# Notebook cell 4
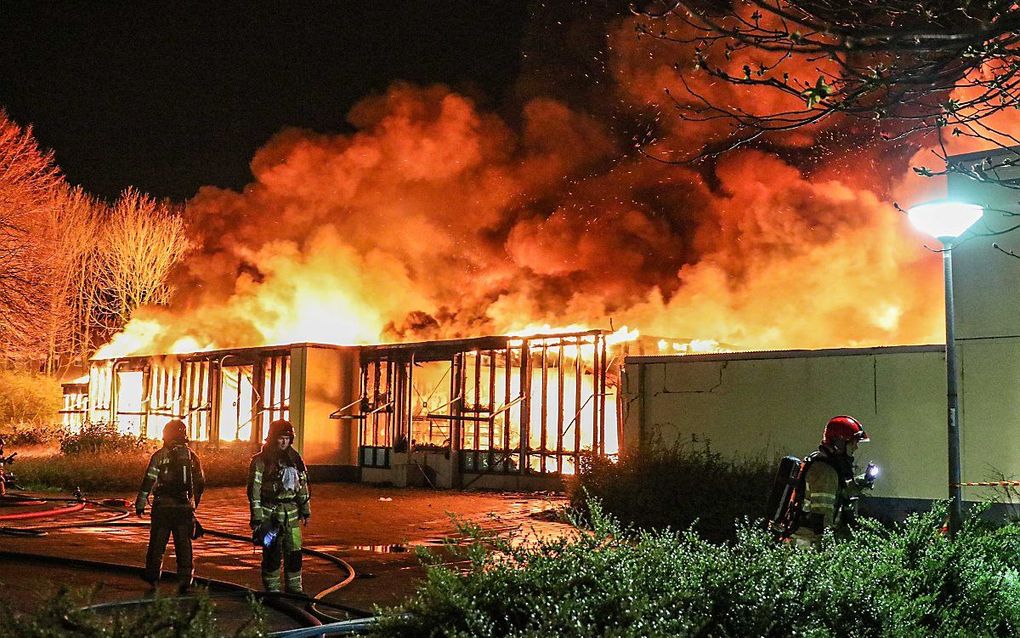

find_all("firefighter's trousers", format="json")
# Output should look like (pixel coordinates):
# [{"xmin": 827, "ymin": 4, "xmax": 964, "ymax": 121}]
[
  {"xmin": 144, "ymin": 506, "xmax": 195, "ymax": 587},
  {"xmin": 260, "ymin": 502, "xmax": 303, "ymax": 593}
]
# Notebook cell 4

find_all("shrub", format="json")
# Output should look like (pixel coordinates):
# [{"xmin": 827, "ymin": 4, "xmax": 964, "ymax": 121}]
[
  {"xmin": 59, "ymin": 421, "xmax": 150, "ymax": 455},
  {"xmin": 196, "ymin": 442, "xmax": 258, "ymax": 487},
  {"xmin": 372, "ymin": 502, "xmax": 1020, "ymax": 637},
  {"xmin": 0, "ymin": 420, "xmax": 62, "ymax": 446},
  {"xmin": 15, "ymin": 442, "xmax": 255, "ymax": 492},
  {"xmin": 0, "ymin": 587, "xmax": 264, "ymax": 637},
  {"xmin": 0, "ymin": 370, "xmax": 61, "ymax": 426},
  {"xmin": 15, "ymin": 450, "xmax": 151, "ymax": 492},
  {"xmin": 568, "ymin": 443, "xmax": 773, "ymax": 541},
  {"xmin": 0, "ymin": 370, "xmax": 62, "ymax": 445}
]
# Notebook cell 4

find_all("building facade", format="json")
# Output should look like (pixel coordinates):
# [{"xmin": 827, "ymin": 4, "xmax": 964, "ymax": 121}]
[
  {"xmin": 621, "ymin": 148, "xmax": 1020, "ymax": 515},
  {"xmin": 63, "ymin": 331, "xmax": 620, "ymax": 488}
]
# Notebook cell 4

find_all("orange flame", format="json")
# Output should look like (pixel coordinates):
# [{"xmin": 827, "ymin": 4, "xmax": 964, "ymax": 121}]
[{"xmin": 93, "ymin": 25, "xmax": 955, "ymax": 360}]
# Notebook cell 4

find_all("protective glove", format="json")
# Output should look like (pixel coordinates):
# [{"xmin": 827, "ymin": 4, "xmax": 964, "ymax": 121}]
[{"xmin": 249, "ymin": 516, "xmax": 263, "ymax": 530}]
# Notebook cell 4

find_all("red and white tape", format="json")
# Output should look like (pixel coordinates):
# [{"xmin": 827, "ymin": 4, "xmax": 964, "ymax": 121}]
[{"xmin": 952, "ymin": 480, "xmax": 1020, "ymax": 487}]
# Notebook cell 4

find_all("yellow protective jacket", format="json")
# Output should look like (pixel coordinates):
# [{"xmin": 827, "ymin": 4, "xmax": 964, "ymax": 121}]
[
  {"xmin": 246, "ymin": 446, "xmax": 310, "ymax": 525},
  {"xmin": 792, "ymin": 450, "xmax": 864, "ymax": 544}
]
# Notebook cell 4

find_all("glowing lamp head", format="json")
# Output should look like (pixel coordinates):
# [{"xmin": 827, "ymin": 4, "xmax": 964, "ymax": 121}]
[{"xmin": 907, "ymin": 201, "xmax": 984, "ymax": 242}]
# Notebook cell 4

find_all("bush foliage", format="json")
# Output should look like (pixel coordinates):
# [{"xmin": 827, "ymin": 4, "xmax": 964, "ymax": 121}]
[
  {"xmin": 14, "ymin": 442, "xmax": 254, "ymax": 492},
  {"xmin": 59, "ymin": 421, "xmax": 149, "ymax": 455},
  {"xmin": 568, "ymin": 443, "xmax": 773, "ymax": 541},
  {"xmin": 0, "ymin": 370, "xmax": 62, "ymax": 443},
  {"xmin": 0, "ymin": 588, "xmax": 264, "ymax": 637},
  {"xmin": 0, "ymin": 420, "xmax": 62, "ymax": 446},
  {"xmin": 374, "ymin": 502, "xmax": 1020, "ymax": 637}
]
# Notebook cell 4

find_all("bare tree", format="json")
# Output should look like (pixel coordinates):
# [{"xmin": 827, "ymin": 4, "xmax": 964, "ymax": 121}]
[
  {"xmin": 0, "ymin": 112, "xmax": 63, "ymax": 362},
  {"xmin": 631, "ymin": 0, "xmax": 1020, "ymax": 181},
  {"xmin": 94, "ymin": 188, "xmax": 190, "ymax": 328},
  {"xmin": 39, "ymin": 186, "xmax": 106, "ymax": 372}
]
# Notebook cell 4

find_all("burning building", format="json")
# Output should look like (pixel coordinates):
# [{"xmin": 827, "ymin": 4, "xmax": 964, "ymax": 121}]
[
  {"xmin": 50, "ymin": 45, "xmax": 979, "ymax": 494},
  {"xmin": 622, "ymin": 149, "xmax": 1020, "ymax": 518},
  {"xmin": 63, "ymin": 329, "xmax": 628, "ymax": 489}
]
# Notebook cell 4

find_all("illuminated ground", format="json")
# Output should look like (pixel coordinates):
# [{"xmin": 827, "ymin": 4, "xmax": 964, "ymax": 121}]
[{"xmin": 0, "ymin": 484, "xmax": 570, "ymax": 620}]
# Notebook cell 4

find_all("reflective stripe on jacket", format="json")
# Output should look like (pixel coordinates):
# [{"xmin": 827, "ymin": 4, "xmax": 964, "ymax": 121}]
[
  {"xmin": 247, "ymin": 448, "xmax": 310, "ymax": 524},
  {"xmin": 135, "ymin": 443, "xmax": 205, "ymax": 511}
]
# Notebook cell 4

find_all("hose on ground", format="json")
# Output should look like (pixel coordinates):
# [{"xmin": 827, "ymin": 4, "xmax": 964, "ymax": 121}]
[
  {"xmin": 0, "ymin": 501, "xmax": 85, "ymax": 521},
  {"xmin": 0, "ymin": 548, "xmax": 324, "ymax": 634},
  {"xmin": 0, "ymin": 491, "xmax": 372, "ymax": 624}
]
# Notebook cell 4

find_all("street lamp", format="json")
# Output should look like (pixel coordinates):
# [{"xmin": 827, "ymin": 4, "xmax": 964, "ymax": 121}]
[{"xmin": 907, "ymin": 200, "xmax": 984, "ymax": 536}]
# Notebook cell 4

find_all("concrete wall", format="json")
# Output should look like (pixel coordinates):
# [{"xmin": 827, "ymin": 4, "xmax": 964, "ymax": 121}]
[
  {"xmin": 621, "ymin": 149, "xmax": 1020, "ymax": 507},
  {"xmin": 623, "ymin": 347, "xmax": 950, "ymax": 501},
  {"xmin": 949, "ymin": 152, "xmax": 1020, "ymax": 342},
  {"xmin": 949, "ymin": 150, "xmax": 1020, "ymax": 501},
  {"xmin": 361, "ymin": 451, "xmax": 455, "ymax": 488},
  {"xmin": 289, "ymin": 345, "xmax": 361, "ymax": 468}
]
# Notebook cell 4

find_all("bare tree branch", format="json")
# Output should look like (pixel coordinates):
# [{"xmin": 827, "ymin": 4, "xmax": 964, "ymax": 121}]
[{"xmin": 631, "ymin": 0, "xmax": 1020, "ymax": 182}]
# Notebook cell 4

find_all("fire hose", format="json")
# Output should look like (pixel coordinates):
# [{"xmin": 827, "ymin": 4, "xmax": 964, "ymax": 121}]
[
  {"xmin": 0, "ymin": 492, "xmax": 374, "ymax": 632},
  {"xmin": 109, "ymin": 520, "xmax": 364, "ymax": 622},
  {"xmin": 0, "ymin": 548, "xmax": 324, "ymax": 634},
  {"xmin": 0, "ymin": 501, "xmax": 85, "ymax": 520}
]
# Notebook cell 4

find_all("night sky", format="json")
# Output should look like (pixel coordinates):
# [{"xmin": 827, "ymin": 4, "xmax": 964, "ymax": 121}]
[{"xmin": 0, "ymin": 2, "xmax": 535, "ymax": 201}]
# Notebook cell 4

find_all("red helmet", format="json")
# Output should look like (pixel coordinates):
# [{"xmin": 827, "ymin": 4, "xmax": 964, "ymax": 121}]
[
  {"xmin": 162, "ymin": 419, "xmax": 188, "ymax": 443},
  {"xmin": 822, "ymin": 415, "xmax": 869, "ymax": 447},
  {"xmin": 266, "ymin": 419, "xmax": 295, "ymax": 443}
]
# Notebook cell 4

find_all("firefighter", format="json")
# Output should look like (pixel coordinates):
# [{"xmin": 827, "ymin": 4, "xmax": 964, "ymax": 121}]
[
  {"xmin": 135, "ymin": 419, "xmax": 206, "ymax": 592},
  {"xmin": 248, "ymin": 419, "xmax": 311, "ymax": 594},
  {"xmin": 790, "ymin": 415, "xmax": 876, "ymax": 546}
]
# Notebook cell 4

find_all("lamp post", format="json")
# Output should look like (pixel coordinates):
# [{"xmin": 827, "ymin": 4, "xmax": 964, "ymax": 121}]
[{"xmin": 907, "ymin": 201, "xmax": 984, "ymax": 537}]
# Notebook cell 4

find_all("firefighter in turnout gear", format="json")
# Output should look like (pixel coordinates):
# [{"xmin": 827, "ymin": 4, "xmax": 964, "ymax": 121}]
[
  {"xmin": 248, "ymin": 419, "xmax": 311, "ymax": 594},
  {"xmin": 790, "ymin": 415, "xmax": 876, "ymax": 546},
  {"xmin": 135, "ymin": 419, "xmax": 205, "ymax": 591}
]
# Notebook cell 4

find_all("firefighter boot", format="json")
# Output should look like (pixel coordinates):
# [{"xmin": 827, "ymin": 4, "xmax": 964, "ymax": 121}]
[
  {"xmin": 261, "ymin": 569, "xmax": 282, "ymax": 593},
  {"xmin": 284, "ymin": 550, "xmax": 303, "ymax": 595}
]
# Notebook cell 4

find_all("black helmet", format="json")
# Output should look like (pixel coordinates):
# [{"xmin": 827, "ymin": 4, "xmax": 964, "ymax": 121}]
[
  {"xmin": 162, "ymin": 419, "xmax": 188, "ymax": 443},
  {"xmin": 266, "ymin": 419, "xmax": 294, "ymax": 443}
]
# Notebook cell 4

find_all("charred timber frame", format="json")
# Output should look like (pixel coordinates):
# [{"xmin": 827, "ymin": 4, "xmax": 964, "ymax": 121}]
[
  {"xmin": 78, "ymin": 332, "xmax": 619, "ymax": 477},
  {"xmin": 357, "ymin": 330, "xmax": 616, "ymax": 477},
  {"xmin": 86, "ymin": 343, "xmax": 295, "ymax": 444}
]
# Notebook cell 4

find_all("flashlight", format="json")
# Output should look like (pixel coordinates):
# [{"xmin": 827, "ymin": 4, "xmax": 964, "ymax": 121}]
[{"xmin": 865, "ymin": 462, "xmax": 880, "ymax": 483}]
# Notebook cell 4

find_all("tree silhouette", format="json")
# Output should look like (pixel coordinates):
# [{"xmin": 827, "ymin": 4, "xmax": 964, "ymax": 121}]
[{"xmin": 631, "ymin": 0, "xmax": 1020, "ymax": 184}]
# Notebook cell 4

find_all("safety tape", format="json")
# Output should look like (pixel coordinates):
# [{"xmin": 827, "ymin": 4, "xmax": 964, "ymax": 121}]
[{"xmin": 952, "ymin": 480, "xmax": 1020, "ymax": 487}]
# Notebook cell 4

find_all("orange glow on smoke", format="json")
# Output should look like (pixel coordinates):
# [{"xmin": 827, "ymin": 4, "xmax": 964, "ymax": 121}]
[{"xmin": 94, "ymin": 26, "xmax": 950, "ymax": 362}]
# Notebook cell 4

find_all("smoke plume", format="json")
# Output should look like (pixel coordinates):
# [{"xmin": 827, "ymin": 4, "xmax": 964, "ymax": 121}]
[{"xmin": 99, "ymin": 10, "xmax": 951, "ymax": 358}]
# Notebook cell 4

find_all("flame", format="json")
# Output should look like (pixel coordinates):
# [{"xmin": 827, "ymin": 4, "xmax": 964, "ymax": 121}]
[
  {"xmin": 410, "ymin": 349, "xmax": 619, "ymax": 469},
  {"xmin": 92, "ymin": 15, "xmax": 954, "ymax": 362},
  {"xmin": 506, "ymin": 324, "xmax": 640, "ymax": 362},
  {"xmin": 508, "ymin": 323, "xmax": 640, "ymax": 349},
  {"xmin": 657, "ymin": 338, "xmax": 730, "ymax": 355},
  {"xmin": 113, "ymin": 369, "xmax": 144, "ymax": 437}
]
